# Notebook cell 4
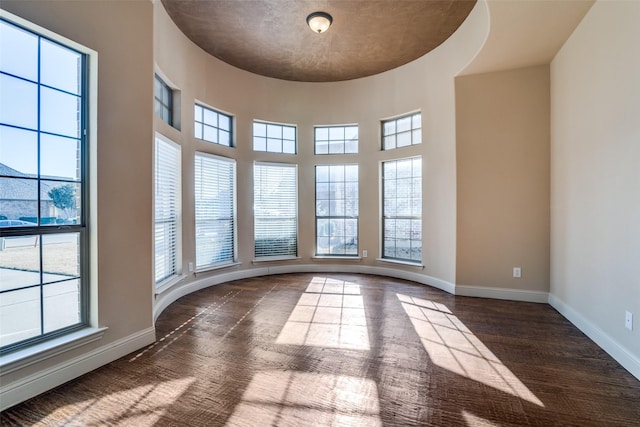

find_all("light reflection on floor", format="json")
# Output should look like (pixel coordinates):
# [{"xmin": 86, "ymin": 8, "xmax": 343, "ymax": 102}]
[
  {"xmin": 397, "ymin": 294, "xmax": 544, "ymax": 407},
  {"xmin": 37, "ymin": 377, "xmax": 195, "ymax": 427},
  {"xmin": 225, "ymin": 371, "xmax": 382, "ymax": 427},
  {"xmin": 276, "ymin": 277, "xmax": 370, "ymax": 350}
]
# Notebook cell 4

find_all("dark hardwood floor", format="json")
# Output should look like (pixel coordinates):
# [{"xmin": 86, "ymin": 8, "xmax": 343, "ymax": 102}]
[{"xmin": 2, "ymin": 273, "xmax": 639, "ymax": 426}]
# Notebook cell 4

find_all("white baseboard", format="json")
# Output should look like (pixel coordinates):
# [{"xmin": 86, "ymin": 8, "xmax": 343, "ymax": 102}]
[
  {"xmin": 455, "ymin": 284, "xmax": 549, "ymax": 303},
  {"xmin": 549, "ymin": 294, "xmax": 640, "ymax": 381},
  {"xmin": 0, "ymin": 327, "xmax": 156, "ymax": 411}
]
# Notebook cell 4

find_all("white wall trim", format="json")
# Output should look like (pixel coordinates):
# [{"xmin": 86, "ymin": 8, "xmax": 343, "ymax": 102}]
[
  {"xmin": 549, "ymin": 294, "xmax": 640, "ymax": 381},
  {"xmin": 153, "ymin": 264, "xmax": 457, "ymax": 323},
  {"xmin": 456, "ymin": 285, "xmax": 549, "ymax": 303},
  {"xmin": 0, "ymin": 326, "xmax": 156, "ymax": 411}
]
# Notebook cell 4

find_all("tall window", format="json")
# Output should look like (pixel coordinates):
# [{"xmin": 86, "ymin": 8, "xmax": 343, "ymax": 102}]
[
  {"xmin": 194, "ymin": 104, "xmax": 232, "ymax": 147},
  {"xmin": 254, "ymin": 163, "xmax": 297, "ymax": 259},
  {"xmin": 382, "ymin": 157, "xmax": 422, "ymax": 263},
  {"xmin": 0, "ymin": 17, "xmax": 90, "ymax": 352},
  {"xmin": 316, "ymin": 165, "xmax": 358, "ymax": 256},
  {"xmin": 154, "ymin": 74, "xmax": 173, "ymax": 126},
  {"xmin": 382, "ymin": 112, "xmax": 422, "ymax": 150},
  {"xmin": 154, "ymin": 135, "xmax": 181, "ymax": 285},
  {"xmin": 195, "ymin": 153, "xmax": 236, "ymax": 270},
  {"xmin": 315, "ymin": 125, "xmax": 358, "ymax": 154},
  {"xmin": 253, "ymin": 121, "xmax": 296, "ymax": 154}
]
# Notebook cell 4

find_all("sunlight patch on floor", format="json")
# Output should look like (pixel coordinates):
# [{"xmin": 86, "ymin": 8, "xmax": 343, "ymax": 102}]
[
  {"xmin": 462, "ymin": 410, "xmax": 500, "ymax": 426},
  {"xmin": 276, "ymin": 277, "xmax": 369, "ymax": 350},
  {"xmin": 226, "ymin": 371, "xmax": 381, "ymax": 427},
  {"xmin": 397, "ymin": 294, "xmax": 544, "ymax": 407},
  {"xmin": 34, "ymin": 377, "xmax": 196, "ymax": 427}
]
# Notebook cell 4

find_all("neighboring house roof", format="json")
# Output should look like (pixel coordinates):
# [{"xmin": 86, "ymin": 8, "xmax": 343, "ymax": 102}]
[{"xmin": 0, "ymin": 163, "xmax": 54, "ymax": 201}]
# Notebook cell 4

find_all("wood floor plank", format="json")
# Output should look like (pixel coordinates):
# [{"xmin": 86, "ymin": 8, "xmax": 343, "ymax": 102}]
[{"xmin": 2, "ymin": 273, "xmax": 639, "ymax": 426}]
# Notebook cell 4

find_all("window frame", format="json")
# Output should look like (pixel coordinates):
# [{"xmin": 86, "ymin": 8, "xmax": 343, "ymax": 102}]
[
  {"xmin": 154, "ymin": 133, "xmax": 182, "ymax": 287},
  {"xmin": 194, "ymin": 103, "xmax": 234, "ymax": 147},
  {"xmin": 381, "ymin": 112, "xmax": 422, "ymax": 150},
  {"xmin": 314, "ymin": 124, "xmax": 359, "ymax": 155},
  {"xmin": 0, "ymin": 13, "xmax": 94, "ymax": 354},
  {"xmin": 381, "ymin": 156, "xmax": 422, "ymax": 264},
  {"xmin": 154, "ymin": 74, "xmax": 173, "ymax": 126},
  {"xmin": 194, "ymin": 152, "xmax": 237, "ymax": 271},
  {"xmin": 253, "ymin": 162, "xmax": 298, "ymax": 260},
  {"xmin": 252, "ymin": 120, "xmax": 297, "ymax": 154},
  {"xmin": 315, "ymin": 164, "xmax": 359, "ymax": 257}
]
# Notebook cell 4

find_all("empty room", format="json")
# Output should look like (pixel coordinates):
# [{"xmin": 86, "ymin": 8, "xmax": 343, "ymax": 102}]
[{"xmin": 0, "ymin": 0, "xmax": 639, "ymax": 425}]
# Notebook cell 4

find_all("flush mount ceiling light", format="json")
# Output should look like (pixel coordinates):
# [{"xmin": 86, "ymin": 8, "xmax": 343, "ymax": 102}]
[{"xmin": 306, "ymin": 11, "xmax": 333, "ymax": 34}]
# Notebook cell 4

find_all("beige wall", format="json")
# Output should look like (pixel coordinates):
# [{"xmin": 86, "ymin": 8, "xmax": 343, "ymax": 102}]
[
  {"xmin": 456, "ymin": 66, "xmax": 550, "ymax": 292},
  {"xmin": 0, "ymin": 0, "xmax": 155, "ymax": 382},
  {"xmin": 551, "ymin": 0, "xmax": 640, "ymax": 367},
  {"xmin": 152, "ymin": 0, "xmax": 489, "ymax": 296}
]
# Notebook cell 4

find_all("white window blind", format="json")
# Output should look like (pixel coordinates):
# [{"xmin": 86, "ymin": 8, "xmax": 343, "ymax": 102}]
[
  {"xmin": 382, "ymin": 156, "xmax": 422, "ymax": 263},
  {"xmin": 254, "ymin": 162, "xmax": 298, "ymax": 258},
  {"xmin": 195, "ymin": 153, "xmax": 236, "ymax": 270},
  {"xmin": 154, "ymin": 135, "xmax": 181, "ymax": 284}
]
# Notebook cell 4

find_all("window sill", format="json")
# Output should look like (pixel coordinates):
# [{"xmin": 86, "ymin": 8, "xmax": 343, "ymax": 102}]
[
  {"xmin": 195, "ymin": 262, "xmax": 241, "ymax": 275},
  {"xmin": 312, "ymin": 256, "xmax": 362, "ymax": 261},
  {"xmin": 376, "ymin": 258, "xmax": 424, "ymax": 268},
  {"xmin": 252, "ymin": 256, "xmax": 301, "ymax": 263},
  {"xmin": 155, "ymin": 274, "xmax": 187, "ymax": 295},
  {"xmin": 0, "ymin": 327, "xmax": 108, "ymax": 375}
]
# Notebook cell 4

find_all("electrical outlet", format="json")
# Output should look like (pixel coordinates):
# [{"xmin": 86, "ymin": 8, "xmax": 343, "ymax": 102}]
[
  {"xmin": 513, "ymin": 267, "xmax": 521, "ymax": 278},
  {"xmin": 362, "ymin": 250, "xmax": 368, "ymax": 258},
  {"xmin": 625, "ymin": 311, "xmax": 633, "ymax": 331},
  {"xmin": 188, "ymin": 262, "xmax": 194, "ymax": 273}
]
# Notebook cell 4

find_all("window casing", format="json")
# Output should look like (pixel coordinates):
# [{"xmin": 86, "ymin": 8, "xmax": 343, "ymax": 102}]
[
  {"xmin": 382, "ymin": 157, "xmax": 422, "ymax": 263},
  {"xmin": 382, "ymin": 112, "xmax": 422, "ymax": 150},
  {"xmin": 194, "ymin": 104, "xmax": 233, "ymax": 147},
  {"xmin": 315, "ymin": 125, "xmax": 358, "ymax": 154},
  {"xmin": 195, "ymin": 153, "xmax": 236, "ymax": 270},
  {"xmin": 0, "ymin": 16, "xmax": 90, "ymax": 353},
  {"xmin": 154, "ymin": 134, "xmax": 181, "ymax": 285},
  {"xmin": 253, "ymin": 121, "xmax": 296, "ymax": 154},
  {"xmin": 315, "ymin": 165, "xmax": 358, "ymax": 256},
  {"xmin": 253, "ymin": 163, "xmax": 298, "ymax": 259},
  {"xmin": 154, "ymin": 74, "xmax": 173, "ymax": 126}
]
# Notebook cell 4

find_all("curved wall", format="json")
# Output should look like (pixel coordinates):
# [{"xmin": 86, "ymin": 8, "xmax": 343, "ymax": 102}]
[{"xmin": 152, "ymin": 0, "xmax": 490, "ymax": 316}]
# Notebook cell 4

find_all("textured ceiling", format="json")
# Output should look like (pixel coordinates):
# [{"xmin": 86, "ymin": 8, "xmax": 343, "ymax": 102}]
[{"xmin": 161, "ymin": 0, "xmax": 477, "ymax": 82}]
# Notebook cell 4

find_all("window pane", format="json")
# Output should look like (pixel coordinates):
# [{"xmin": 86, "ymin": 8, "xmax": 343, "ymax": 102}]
[
  {"xmin": 315, "ymin": 125, "xmax": 358, "ymax": 155},
  {"xmin": 194, "ymin": 104, "xmax": 203, "ymax": 122},
  {"xmin": 255, "ymin": 122, "xmax": 296, "ymax": 154},
  {"xmin": 42, "ymin": 232, "xmax": 80, "ymax": 281},
  {"xmin": 41, "ymin": 39, "xmax": 82, "ymax": 95},
  {"xmin": 0, "ymin": 177, "xmax": 38, "ymax": 222},
  {"xmin": 382, "ymin": 157, "xmax": 421, "ymax": 263},
  {"xmin": 0, "ymin": 21, "xmax": 38, "ymax": 81},
  {"xmin": 0, "ymin": 125, "xmax": 38, "ymax": 176},
  {"xmin": 40, "ymin": 134, "xmax": 81, "ymax": 181},
  {"xmin": 219, "ymin": 114, "xmax": 230, "ymax": 131},
  {"xmin": 41, "ymin": 181, "xmax": 81, "ymax": 225},
  {"xmin": 315, "ymin": 164, "xmax": 358, "ymax": 256},
  {"xmin": 0, "ymin": 74, "xmax": 38, "ymax": 129},
  {"xmin": 0, "ymin": 287, "xmax": 41, "ymax": 347},
  {"xmin": 382, "ymin": 113, "xmax": 422, "ymax": 150},
  {"xmin": 0, "ymin": 236, "xmax": 40, "ymax": 288},
  {"xmin": 195, "ymin": 153, "xmax": 236, "ymax": 270},
  {"xmin": 254, "ymin": 163, "xmax": 297, "ymax": 258},
  {"xmin": 155, "ymin": 136, "xmax": 180, "ymax": 284},
  {"xmin": 43, "ymin": 279, "xmax": 80, "ymax": 333},
  {"xmin": 40, "ymin": 87, "xmax": 80, "ymax": 138}
]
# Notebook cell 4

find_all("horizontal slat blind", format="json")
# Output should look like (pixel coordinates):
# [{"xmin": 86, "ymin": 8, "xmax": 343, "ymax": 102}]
[
  {"xmin": 195, "ymin": 153, "xmax": 236, "ymax": 269},
  {"xmin": 155, "ymin": 135, "xmax": 180, "ymax": 284},
  {"xmin": 254, "ymin": 162, "xmax": 298, "ymax": 258}
]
